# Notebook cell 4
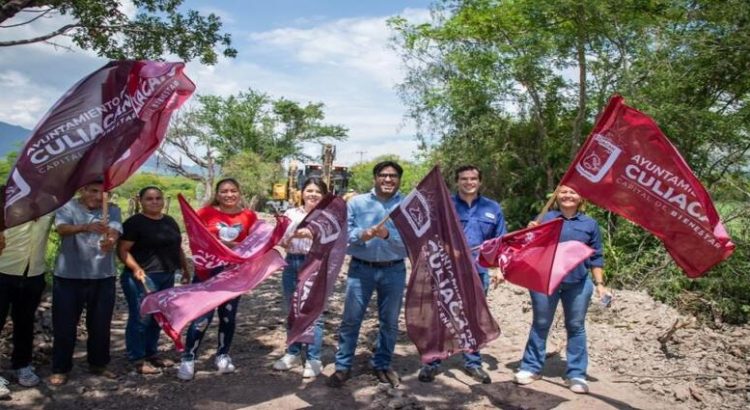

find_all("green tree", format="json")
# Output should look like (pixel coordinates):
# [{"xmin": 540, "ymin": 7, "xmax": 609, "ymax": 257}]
[
  {"xmin": 0, "ymin": 151, "xmax": 18, "ymax": 182},
  {"xmin": 197, "ymin": 90, "xmax": 348, "ymax": 164},
  {"xmin": 391, "ymin": 0, "xmax": 750, "ymax": 322},
  {"xmin": 348, "ymin": 155, "xmax": 430, "ymax": 194},
  {"xmin": 221, "ymin": 151, "xmax": 282, "ymax": 209},
  {"xmin": 159, "ymin": 89, "xmax": 347, "ymax": 202},
  {"xmin": 0, "ymin": 0, "xmax": 236, "ymax": 64}
]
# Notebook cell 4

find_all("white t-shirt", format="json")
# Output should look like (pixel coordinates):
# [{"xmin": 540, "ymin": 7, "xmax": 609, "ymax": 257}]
[{"xmin": 281, "ymin": 207, "xmax": 312, "ymax": 255}]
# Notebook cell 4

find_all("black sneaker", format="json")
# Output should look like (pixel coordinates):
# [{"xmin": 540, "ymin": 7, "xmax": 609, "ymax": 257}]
[
  {"xmin": 464, "ymin": 367, "xmax": 491, "ymax": 384},
  {"xmin": 418, "ymin": 365, "xmax": 441, "ymax": 383},
  {"xmin": 374, "ymin": 368, "xmax": 400, "ymax": 388},
  {"xmin": 327, "ymin": 370, "xmax": 351, "ymax": 388}
]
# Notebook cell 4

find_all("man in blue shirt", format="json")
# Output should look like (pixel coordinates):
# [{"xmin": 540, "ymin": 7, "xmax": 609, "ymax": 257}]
[
  {"xmin": 327, "ymin": 161, "xmax": 407, "ymax": 388},
  {"xmin": 419, "ymin": 164, "xmax": 506, "ymax": 384}
]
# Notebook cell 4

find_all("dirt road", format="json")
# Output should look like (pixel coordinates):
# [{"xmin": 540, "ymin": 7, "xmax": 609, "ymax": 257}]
[{"xmin": 1, "ymin": 256, "xmax": 747, "ymax": 409}]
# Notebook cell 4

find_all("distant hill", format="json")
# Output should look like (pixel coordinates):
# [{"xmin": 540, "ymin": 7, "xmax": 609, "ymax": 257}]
[{"xmin": 0, "ymin": 121, "xmax": 30, "ymax": 156}]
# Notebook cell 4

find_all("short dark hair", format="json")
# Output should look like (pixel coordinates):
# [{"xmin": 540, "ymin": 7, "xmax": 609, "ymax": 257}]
[
  {"xmin": 372, "ymin": 161, "xmax": 403, "ymax": 178},
  {"xmin": 300, "ymin": 177, "xmax": 329, "ymax": 205},
  {"xmin": 138, "ymin": 186, "xmax": 163, "ymax": 198},
  {"xmin": 455, "ymin": 165, "xmax": 482, "ymax": 182}
]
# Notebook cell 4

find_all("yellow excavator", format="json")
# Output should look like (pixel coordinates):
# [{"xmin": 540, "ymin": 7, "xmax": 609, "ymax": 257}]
[{"xmin": 269, "ymin": 144, "xmax": 350, "ymax": 211}]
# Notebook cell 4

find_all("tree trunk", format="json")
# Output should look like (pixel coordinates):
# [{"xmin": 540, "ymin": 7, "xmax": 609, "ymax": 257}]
[{"xmin": 571, "ymin": 6, "xmax": 588, "ymax": 159}]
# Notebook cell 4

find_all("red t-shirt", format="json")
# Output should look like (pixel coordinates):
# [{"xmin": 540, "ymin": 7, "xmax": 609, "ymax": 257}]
[{"xmin": 196, "ymin": 206, "xmax": 258, "ymax": 244}]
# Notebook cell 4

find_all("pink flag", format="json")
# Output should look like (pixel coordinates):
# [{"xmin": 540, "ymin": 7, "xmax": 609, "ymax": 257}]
[
  {"xmin": 178, "ymin": 194, "xmax": 290, "ymax": 279},
  {"xmin": 3, "ymin": 61, "xmax": 194, "ymax": 229},
  {"xmin": 141, "ymin": 250, "xmax": 287, "ymax": 350},
  {"xmin": 286, "ymin": 196, "xmax": 347, "ymax": 345},
  {"xmin": 390, "ymin": 166, "xmax": 500, "ymax": 363},
  {"xmin": 105, "ymin": 62, "xmax": 195, "ymax": 190},
  {"xmin": 478, "ymin": 219, "xmax": 595, "ymax": 295},
  {"xmin": 560, "ymin": 95, "xmax": 734, "ymax": 277}
]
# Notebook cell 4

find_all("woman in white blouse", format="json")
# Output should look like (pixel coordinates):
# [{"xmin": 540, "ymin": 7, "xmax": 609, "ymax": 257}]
[{"xmin": 273, "ymin": 178, "xmax": 328, "ymax": 378}]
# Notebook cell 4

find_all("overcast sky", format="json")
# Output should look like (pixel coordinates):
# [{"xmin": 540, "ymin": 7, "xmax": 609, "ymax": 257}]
[{"xmin": 0, "ymin": 1, "xmax": 433, "ymax": 165}]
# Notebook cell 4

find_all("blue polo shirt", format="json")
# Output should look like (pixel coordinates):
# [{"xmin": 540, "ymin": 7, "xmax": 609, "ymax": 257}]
[
  {"xmin": 541, "ymin": 210, "xmax": 604, "ymax": 283},
  {"xmin": 347, "ymin": 189, "xmax": 406, "ymax": 262},
  {"xmin": 452, "ymin": 194, "xmax": 506, "ymax": 274}
]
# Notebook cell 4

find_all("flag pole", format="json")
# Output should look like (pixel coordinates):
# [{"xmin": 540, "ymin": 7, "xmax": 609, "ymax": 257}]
[
  {"xmin": 375, "ymin": 214, "xmax": 390, "ymax": 229},
  {"xmin": 101, "ymin": 191, "xmax": 109, "ymax": 225},
  {"xmin": 535, "ymin": 186, "xmax": 560, "ymax": 223}
]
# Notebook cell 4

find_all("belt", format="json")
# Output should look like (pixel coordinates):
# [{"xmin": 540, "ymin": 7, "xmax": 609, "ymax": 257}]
[{"xmin": 351, "ymin": 257, "xmax": 404, "ymax": 268}]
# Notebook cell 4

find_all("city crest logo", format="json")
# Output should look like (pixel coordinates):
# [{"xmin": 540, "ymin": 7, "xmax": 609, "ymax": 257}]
[
  {"xmin": 308, "ymin": 210, "xmax": 341, "ymax": 244},
  {"xmin": 575, "ymin": 134, "xmax": 622, "ymax": 183},
  {"xmin": 399, "ymin": 190, "xmax": 431, "ymax": 238}
]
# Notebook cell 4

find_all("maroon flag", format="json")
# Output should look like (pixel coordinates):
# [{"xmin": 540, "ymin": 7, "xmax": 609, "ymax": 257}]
[
  {"xmin": 560, "ymin": 95, "xmax": 734, "ymax": 277},
  {"xmin": 141, "ymin": 250, "xmax": 287, "ymax": 350},
  {"xmin": 390, "ymin": 166, "xmax": 500, "ymax": 363},
  {"xmin": 3, "ymin": 61, "xmax": 194, "ymax": 229},
  {"xmin": 478, "ymin": 219, "xmax": 595, "ymax": 295},
  {"xmin": 286, "ymin": 196, "xmax": 347, "ymax": 345},
  {"xmin": 178, "ymin": 194, "xmax": 290, "ymax": 279}
]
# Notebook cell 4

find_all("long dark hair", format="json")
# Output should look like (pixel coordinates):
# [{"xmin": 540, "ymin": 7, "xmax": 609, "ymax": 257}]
[{"xmin": 300, "ymin": 178, "xmax": 329, "ymax": 206}]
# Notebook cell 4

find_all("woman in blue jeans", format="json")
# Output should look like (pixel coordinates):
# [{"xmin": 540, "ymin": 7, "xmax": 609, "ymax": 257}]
[
  {"xmin": 513, "ymin": 185, "xmax": 611, "ymax": 394},
  {"xmin": 118, "ymin": 186, "xmax": 190, "ymax": 374},
  {"xmin": 273, "ymin": 178, "xmax": 328, "ymax": 378}
]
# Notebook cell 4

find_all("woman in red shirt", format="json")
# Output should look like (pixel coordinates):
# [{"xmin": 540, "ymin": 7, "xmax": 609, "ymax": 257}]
[{"xmin": 177, "ymin": 178, "xmax": 257, "ymax": 381}]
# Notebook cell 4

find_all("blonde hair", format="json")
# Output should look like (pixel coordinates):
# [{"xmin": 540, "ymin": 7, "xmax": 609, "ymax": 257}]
[{"xmin": 550, "ymin": 186, "xmax": 586, "ymax": 212}]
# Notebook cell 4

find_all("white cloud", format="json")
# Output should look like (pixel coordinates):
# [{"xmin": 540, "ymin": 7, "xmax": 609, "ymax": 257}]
[
  {"xmin": 248, "ymin": 9, "xmax": 430, "ymax": 89},
  {"xmin": 0, "ymin": 6, "xmax": 430, "ymax": 165}
]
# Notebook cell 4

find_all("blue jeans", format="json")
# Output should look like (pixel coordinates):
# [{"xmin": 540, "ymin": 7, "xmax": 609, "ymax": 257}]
[
  {"xmin": 121, "ymin": 269, "xmax": 175, "ymax": 362},
  {"xmin": 282, "ymin": 254, "xmax": 324, "ymax": 361},
  {"xmin": 334, "ymin": 259, "xmax": 406, "ymax": 371},
  {"xmin": 426, "ymin": 270, "xmax": 489, "ymax": 370},
  {"xmin": 519, "ymin": 278, "xmax": 594, "ymax": 379},
  {"xmin": 182, "ymin": 268, "xmax": 240, "ymax": 361}
]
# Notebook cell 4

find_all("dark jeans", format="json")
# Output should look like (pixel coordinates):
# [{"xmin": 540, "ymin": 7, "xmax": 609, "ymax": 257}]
[
  {"xmin": 121, "ymin": 270, "xmax": 175, "ymax": 362},
  {"xmin": 52, "ymin": 276, "xmax": 116, "ymax": 374},
  {"xmin": 182, "ymin": 269, "xmax": 240, "ymax": 361},
  {"xmin": 0, "ymin": 272, "xmax": 46, "ymax": 369}
]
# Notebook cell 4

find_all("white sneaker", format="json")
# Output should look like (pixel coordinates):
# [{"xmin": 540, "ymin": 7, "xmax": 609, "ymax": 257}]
[
  {"xmin": 273, "ymin": 353, "xmax": 302, "ymax": 371},
  {"xmin": 513, "ymin": 370, "xmax": 541, "ymax": 385},
  {"xmin": 302, "ymin": 359, "xmax": 322, "ymax": 378},
  {"xmin": 177, "ymin": 359, "xmax": 195, "ymax": 381},
  {"xmin": 215, "ymin": 354, "xmax": 236, "ymax": 374},
  {"xmin": 0, "ymin": 376, "xmax": 10, "ymax": 398},
  {"xmin": 16, "ymin": 366, "xmax": 40, "ymax": 387},
  {"xmin": 568, "ymin": 377, "xmax": 589, "ymax": 394}
]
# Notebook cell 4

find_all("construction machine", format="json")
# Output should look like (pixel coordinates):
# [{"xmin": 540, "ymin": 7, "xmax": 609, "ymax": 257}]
[{"xmin": 268, "ymin": 144, "xmax": 350, "ymax": 212}]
